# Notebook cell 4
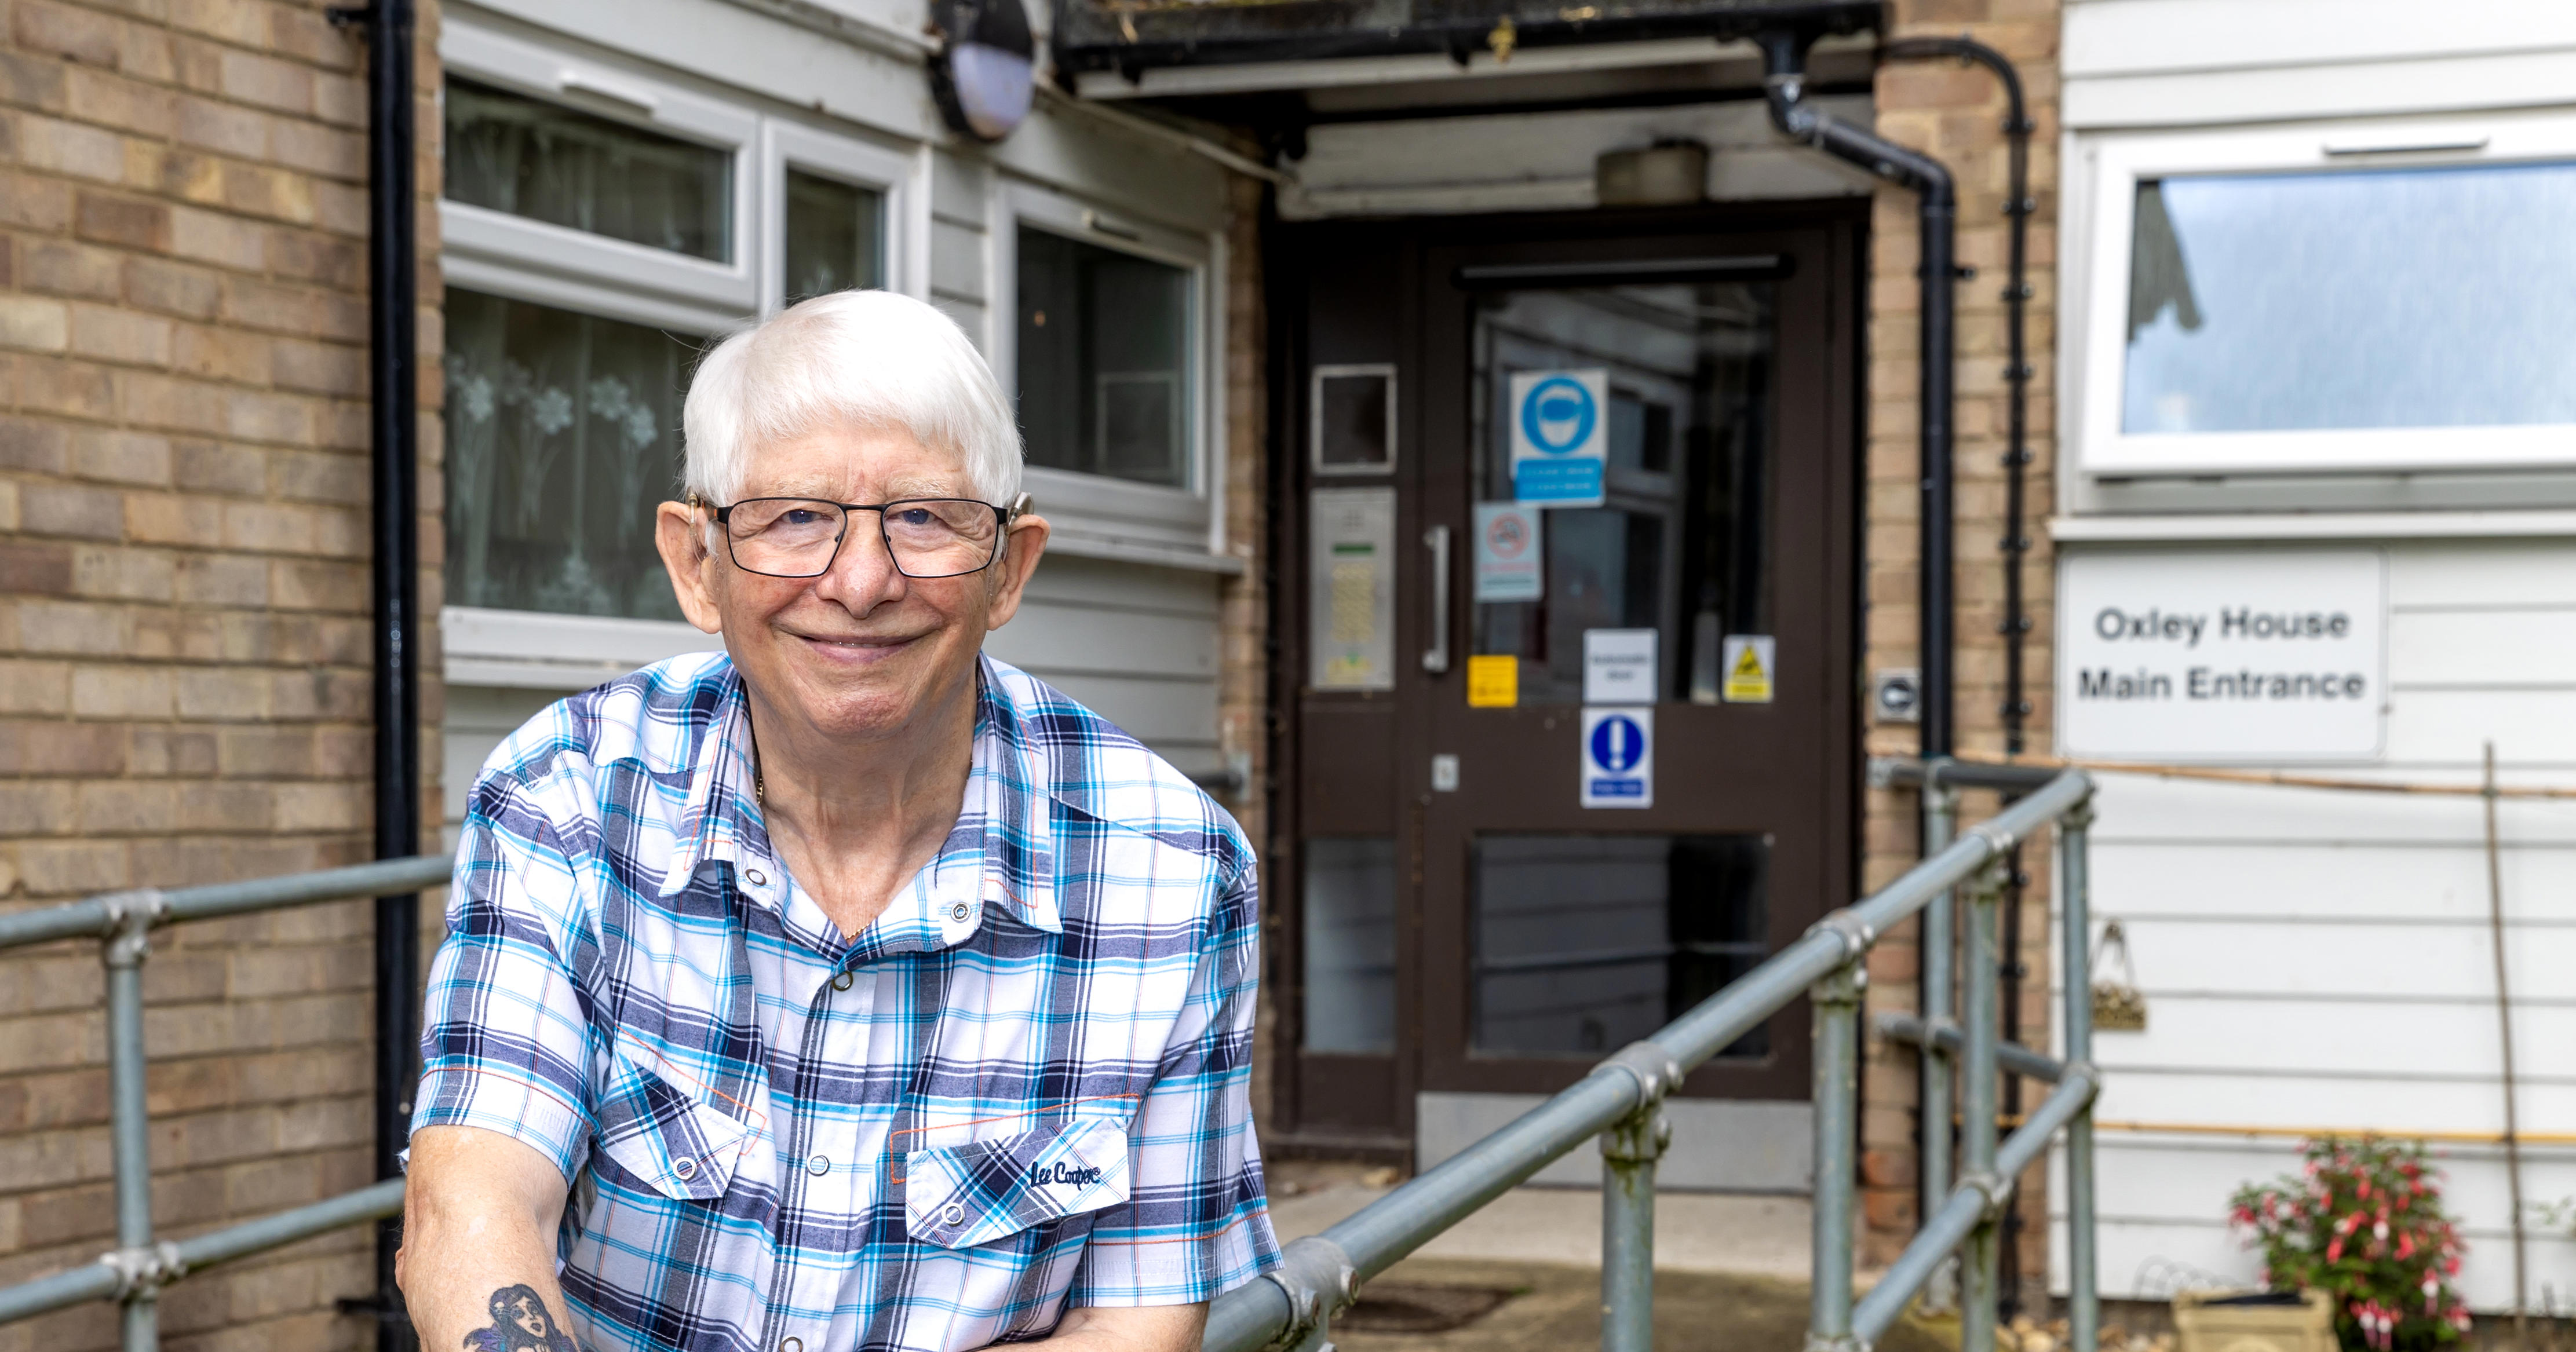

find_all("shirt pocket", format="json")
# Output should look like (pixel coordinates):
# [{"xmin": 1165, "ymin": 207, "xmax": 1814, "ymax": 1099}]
[
  {"xmin": 903, "ymin": 1116, "xmax": 1130, "ymax": 1250},
  {"xmin": 592, "ymin": 1044, "xmax": 758, "ymax": 1203}
]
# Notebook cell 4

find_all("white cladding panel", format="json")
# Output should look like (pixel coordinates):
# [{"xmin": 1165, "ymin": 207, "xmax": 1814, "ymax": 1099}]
[{"xmin": 2053, "ymin": 541, "xmax": 2576, "ymax": 1309}]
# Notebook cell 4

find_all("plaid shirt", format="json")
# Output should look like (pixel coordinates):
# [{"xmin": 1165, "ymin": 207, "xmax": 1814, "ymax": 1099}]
[{"xmin": 413, "ymin": 652, "xmax": 1277, "ymax": 1352}]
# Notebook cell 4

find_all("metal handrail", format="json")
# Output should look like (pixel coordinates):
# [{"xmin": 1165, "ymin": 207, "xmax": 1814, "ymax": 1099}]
[
  {"xmin": 0, "ymin": 763, "xmax": 2103, "ymax": 1352},
  {"xmin": 0, "ymin": 854, "xmax": 451, "ymax": 1346},
  {"xmin": 1209, "ymin": 763, "xmax": 2101, "ymax": 1352}
]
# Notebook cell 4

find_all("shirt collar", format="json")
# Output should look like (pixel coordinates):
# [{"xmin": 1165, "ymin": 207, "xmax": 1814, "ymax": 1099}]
[{"xmin": 654, "ymin": 656, "xmax": 1062, "ymax": 936}]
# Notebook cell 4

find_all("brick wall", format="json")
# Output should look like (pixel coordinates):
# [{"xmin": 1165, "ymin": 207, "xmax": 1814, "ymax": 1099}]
[
  {"xmin": 0, "ymin": 0, "xmax": 441, "ymax": 1347},
  {"xmin": 1854, "ymin": 0, "xmax": 2064, "ymax": 1300},
  {"xmin": 1214, "ymin": 170, "xmax": 1272, "ymax": 1127}
]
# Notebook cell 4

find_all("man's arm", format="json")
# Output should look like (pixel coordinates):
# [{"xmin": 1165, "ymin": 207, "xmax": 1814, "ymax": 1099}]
[
  {"xmin": 399, "ymin": 1126, "xmax": 584, "ymax": 1352},
  {"xmin": 1021, "ymin": 1302, "xmax": 1207, "ymax": 1352}
]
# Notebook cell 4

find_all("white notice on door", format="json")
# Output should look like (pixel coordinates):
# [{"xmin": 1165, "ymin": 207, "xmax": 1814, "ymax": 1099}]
[
  {"xmin": 2057, "ymin": 549, "xmax": 2385, "ymax": 761},
  {"xmin": 1583, "ymin": 629, "xmax": 1657, "ymax": 704}
]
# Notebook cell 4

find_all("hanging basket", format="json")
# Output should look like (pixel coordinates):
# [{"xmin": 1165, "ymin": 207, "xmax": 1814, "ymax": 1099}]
[{"xmin": 2091, "ymin": 919, "xmax": 2147, "ymax": 1032}]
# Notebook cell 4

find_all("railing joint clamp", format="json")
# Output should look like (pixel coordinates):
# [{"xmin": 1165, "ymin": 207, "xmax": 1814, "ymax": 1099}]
[
  {"xmin": 1964, "ymin": 822, "xmax": 2016, "ymax": 856},
  {"xmin": 98, "ymin": 1240, "xmax": 185, "ymax": 1300},
  {"xmin": 1258, "ymin": 1234, "xmax": 1357, "ymax": 1352},
  {"xmin": 1960, "ymin": 1170, "xmax": 2015, "ymax": 1222},
  {"xmin": 98, "ymin": 888, "xmax": 167, "ymax": 969},
  {"xmin": 1804, "ymin": 911, "xmax": 1876, "ymax": 964},
  {"xmin": 1595, "ymin": 1039, "xmax": 1684, "ymax": 1106}
]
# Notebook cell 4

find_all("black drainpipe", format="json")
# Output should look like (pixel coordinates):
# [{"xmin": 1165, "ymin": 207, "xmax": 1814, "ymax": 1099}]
[
  {"xmin": 359, "ymin": 0, "xmax": 421, "ymax": 1344},
  {"xmin": 1758, "ymin": 28, "xmax": 1957, "ymax": 758}
]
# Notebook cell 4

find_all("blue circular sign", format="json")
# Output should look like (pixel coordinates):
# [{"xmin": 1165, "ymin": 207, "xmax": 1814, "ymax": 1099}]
[
  {"xmin": 1589, "ymin": 714, "xmax": 1645, "ymax": 773},
  {"xmin": 1519, "ymin": 375, "xmax": 1597, "ymax": 456}
]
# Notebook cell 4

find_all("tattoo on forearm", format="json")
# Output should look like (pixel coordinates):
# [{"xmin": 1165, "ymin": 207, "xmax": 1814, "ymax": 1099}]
[{"xmin": 466, "ymin": 1284, "xmax": 579, "ymax": 1352}]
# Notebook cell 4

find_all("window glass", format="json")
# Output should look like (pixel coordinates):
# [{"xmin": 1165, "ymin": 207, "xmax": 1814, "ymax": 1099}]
[
  {"xmin": 444, "ymin": 76, "xmax": 732, "ymax": 262},
  {"xmin": 783, "ymin": 169, "xmax": 884, "ymax": 305},
  {"xmin": 1016, "ymin": 225, "xmax": 1192, "ymax": 488},
  {"xmin": 444, "ymin": 289, "xmax": 695, "ymax": 622},
  {"xmin": 1302, "ymin": 836, "xmax": 1398, "ymax": 1055},
  {"xmin": 1469, "ymin": 283, "xmax": 1776, "ymax": 704},
  {"xmin": 2124, "ymin": 162, "xmax": 2576, "ymax": 435},
  {"xmin": 1472, "ymin": 834, "xmax": 1767, "ymax": 1058}
]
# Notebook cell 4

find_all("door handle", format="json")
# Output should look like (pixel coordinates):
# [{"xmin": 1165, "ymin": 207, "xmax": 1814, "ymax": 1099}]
[{"xmin": 1422, "ymin": 524, "xmax": 1451, "ymax": 674}]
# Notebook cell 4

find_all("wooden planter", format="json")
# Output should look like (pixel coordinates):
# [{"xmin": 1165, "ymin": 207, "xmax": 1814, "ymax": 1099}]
[{"xmin": 2173, "ymin": 1289, "xmax": 2338, "ymax": 1352}]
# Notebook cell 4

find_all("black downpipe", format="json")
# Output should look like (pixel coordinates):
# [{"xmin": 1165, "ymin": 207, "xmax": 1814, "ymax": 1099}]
[
  {"xmin": 1758, "ymin": 29, "xmax": 1957, "ymax": 758},
  {"xmin": 362, "ymin": 0, "xmax": 421, "ymax": 1345}
]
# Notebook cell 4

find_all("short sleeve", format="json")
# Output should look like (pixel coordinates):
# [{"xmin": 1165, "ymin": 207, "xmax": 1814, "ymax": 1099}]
[
  {"xmin": 1067, "ymin": 861, "xmax": 1280, "ymax": 1306},
  {"xmin": 409, "ymin": 770, "xmax": 598, "ymax": 1185}
]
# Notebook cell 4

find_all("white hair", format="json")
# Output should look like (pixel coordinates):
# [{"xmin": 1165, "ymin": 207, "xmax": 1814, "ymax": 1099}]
[{"xmin": 681, "ymin": 290, "xmax": 1022, "ymax": 507}]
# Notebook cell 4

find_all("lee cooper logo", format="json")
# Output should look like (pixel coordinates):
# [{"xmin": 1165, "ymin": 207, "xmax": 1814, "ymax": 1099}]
[{"xmin": 1027, "ymin": 1160, "xmax": 1107, "ymax": 1187}]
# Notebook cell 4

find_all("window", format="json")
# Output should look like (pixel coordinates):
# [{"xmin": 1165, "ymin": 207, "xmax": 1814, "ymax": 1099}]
[
  {"xmin": 1016, "ymin": 225, "xmax": 1194, "ymax": 488},
  {"xmin": 782, "ymin": 169, "xmax": 884, "ymax": 305},
  {"xmin": 443, "ymin": 290, "xmax": 695, "ymax": 622},
  {"xmin": 2075, "ymin": 114, "xmax": 2576, "ymax": 477},
  {"xmin": 438, "ymin": 20, "xmax": 918, "ymax": 655},
  {"xmin": 446, "ymin": 76, "xmax": 732, "ymax": 262}
]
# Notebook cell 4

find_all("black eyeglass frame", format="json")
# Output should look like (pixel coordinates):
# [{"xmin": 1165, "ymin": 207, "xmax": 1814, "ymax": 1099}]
[{"xmin": 695, "ymin": 492, "xmax": 1030, "ymax": 580}]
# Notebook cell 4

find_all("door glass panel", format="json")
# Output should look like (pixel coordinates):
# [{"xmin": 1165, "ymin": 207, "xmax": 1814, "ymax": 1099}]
[
  {"xmin": 2125, "ymin": 163, "xmax": 2576, "ymax": 435},
  {"xmin": 783, "ymin": 169, "xmax": 884, "ymax": 305},
  {"xmin": 1303, "ymin": 837, "xmax": 1398, "ymax": 1054},
  {"xmin": 444, "ymin": 77, "xmax": 732, "ymax": 262},
  {"xmin": 1471, "ymin": 834, "xmax": 1768, "ymax": 1058},
  {"xmin": 444, "ymin": 288, "xmax": 696, "ymax": 622},
  {"xmin": 1469, "ymin": 283, "xmax": 1776, "ymax": 704}
]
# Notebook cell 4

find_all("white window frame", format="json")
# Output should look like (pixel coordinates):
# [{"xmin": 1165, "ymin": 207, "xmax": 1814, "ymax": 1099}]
[
  {"xmin": 995, "ymin": 178, "xmax": 1225, "ymax": 558},
  {"xmin": 762, "ymin": 120, "xmax": 929, "ymax": 310},
  {"xmin": 2071, "ymin": 108, "xmax": 2576, "ymax": 480},
  {"xmin": 437, "ymin": 19, "xmax": 932, "ymax": 684},
  {"xmin": 440, "ymin": 23, "xmax": 761, "ymax": 331}
]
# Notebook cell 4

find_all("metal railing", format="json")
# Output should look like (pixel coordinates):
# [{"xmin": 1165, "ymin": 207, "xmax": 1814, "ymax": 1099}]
[
  {"xmin": 0, "ymin": 854, "xmax": 450, "ymax": 1350},
  {"xmin": 0, "ymin": 760, "xmax": 2100, "ymax": 1352},
  {"xmin": 1208, "ymin": 759, "xmax": 2101, "ymax": 1352}
]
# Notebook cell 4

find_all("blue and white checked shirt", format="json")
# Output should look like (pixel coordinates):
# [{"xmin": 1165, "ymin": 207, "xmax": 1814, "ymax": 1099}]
[{"xmin": 413, "ymin": 652, "xmax": 1278, "ymax": 1352}]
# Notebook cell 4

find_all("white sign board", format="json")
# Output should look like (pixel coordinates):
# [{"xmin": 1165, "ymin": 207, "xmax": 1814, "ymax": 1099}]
[
  {"xmin": 1472, "ymin": 502, "xmax": 1544, "ymax": 602},
  {"xmin": 1580, "ymin": 706, "xmax": 1654, "ymax": 808},
  {"xmin": 1509, "ymin": 368, "xmax": 1607, "ymax": 507},
  {"xmin": 1583, "ymin": 629, "xmax": 1656, "ymax": 704},
  {"xmin": 2057, "ymin": 550, "xmax": 2385, "ymax": 762}
]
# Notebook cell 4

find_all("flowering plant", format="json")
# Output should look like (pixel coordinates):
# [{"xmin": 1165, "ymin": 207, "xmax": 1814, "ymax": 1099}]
[{"xmin": 2227, "ymin": 1137, "xmax": 2469, "ymax": 1352}]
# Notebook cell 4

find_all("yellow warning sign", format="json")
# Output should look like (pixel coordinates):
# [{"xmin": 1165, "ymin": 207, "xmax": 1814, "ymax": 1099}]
[
  {"xmin": 1721, "ymin": 635, "xmax": 1775, "ymax": 704},
  {"xmin": 1467, "ymin": 653, "xmax": 1519, "ymax": 708}
]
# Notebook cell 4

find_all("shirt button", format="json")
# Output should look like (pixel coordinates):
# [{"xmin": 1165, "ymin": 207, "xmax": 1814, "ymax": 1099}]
[
  {"xmin": 745, "ymin": 868, "xmax": 768, "ymax": 886},
  {"xmin": 831, "ymin": 970, "xmax": 854, "ymax": 992},
  {"xmin": 942, "ymin": 1202, "xmax": 967, "ymax": 1226},
  {"xmin": 950, "ymin": 902, "xmax": 970, "ymax": 922},
  {"xmin": 807, "ymin": 1153, "xmax": 830, "ymax": 1176},
  {"xmin": 781, "ymin": 1339, "xmax": 802, "ymax": 1352},
  {"xmin": 673, "ymin": 1157, "xmax": 697, "ymax": 1179}
]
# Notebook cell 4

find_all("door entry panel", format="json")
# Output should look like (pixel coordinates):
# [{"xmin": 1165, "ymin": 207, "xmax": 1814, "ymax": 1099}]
[{"xmin": 1276, "ymin": 210, "xmax": 1860, "ymax": 1153}]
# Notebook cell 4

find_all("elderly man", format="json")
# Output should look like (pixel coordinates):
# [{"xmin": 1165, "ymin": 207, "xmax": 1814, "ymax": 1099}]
[{"xmin": 397, "ymin": 290, "xmax": 1277, "ymax": 1352}]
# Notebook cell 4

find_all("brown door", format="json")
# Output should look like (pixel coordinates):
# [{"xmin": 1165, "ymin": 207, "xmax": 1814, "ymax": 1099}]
[{"xmin": 1272, "ymin": 206, "xmax": 1860, "ymax": 1154}]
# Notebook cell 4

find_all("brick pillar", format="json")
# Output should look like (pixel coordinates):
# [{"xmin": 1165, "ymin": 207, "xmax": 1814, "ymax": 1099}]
[
  {"xmin": 0, "ymin": 1, "xmax": 444, "ymax": 1347},
  {"xmin": 1215, "ymin": 169, "xmax": 1274, "ymax": 1127},
  {"xmin": 1856, "ymin": 0, "xmax": 2063, "ymax": 1298}
]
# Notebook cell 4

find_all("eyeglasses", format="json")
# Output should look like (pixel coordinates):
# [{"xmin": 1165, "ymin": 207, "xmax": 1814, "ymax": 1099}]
[{"xmin": 700, "ymin": 495, "xmax": 1022, "ymax": 580}]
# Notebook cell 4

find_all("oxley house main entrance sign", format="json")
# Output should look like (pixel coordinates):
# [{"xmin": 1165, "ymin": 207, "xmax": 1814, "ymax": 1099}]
[{"xmin": 2057, "ymin": 550, "xmax": 2387, "ymax": 761}]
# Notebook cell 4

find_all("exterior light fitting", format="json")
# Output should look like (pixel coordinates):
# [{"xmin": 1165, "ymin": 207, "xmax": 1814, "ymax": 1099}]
[{"xmin": 931, "ymin": 0, "xmax": 1035, "ymax": 143}]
